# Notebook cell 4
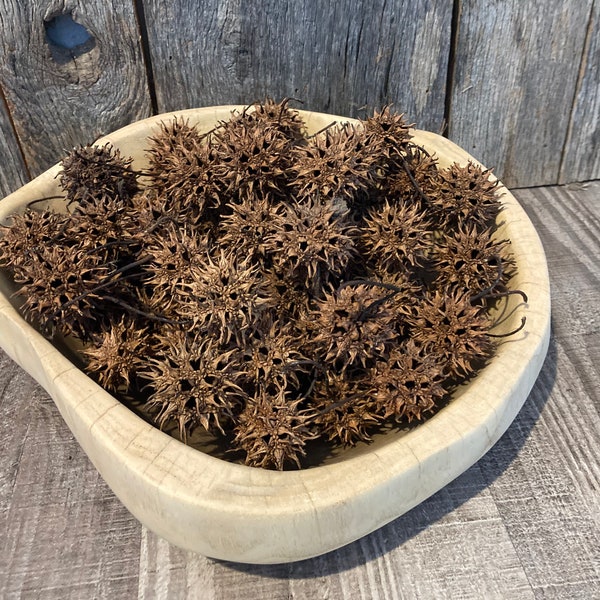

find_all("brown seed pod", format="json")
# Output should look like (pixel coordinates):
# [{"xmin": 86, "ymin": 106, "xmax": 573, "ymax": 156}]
[
  {"xmin": 360, "ymin": 199, "xmax": 433, "ymax": 275},
  {"xmin": 83, "ymin": 316, "xmax": 150, "ymax": 393},
  {"xmin": 233, "ymin": 98, "xmax": 307, "ymax": 142},
  {"xmin": 232, "ymin": 388, "xmax": 317, "ymax": 470},
  {"xmin": 143, "ymin": 330, "xmax": 245, "ymax": 440},
  {"xmin": 290, "ymin": 122, "xmax": 380, "ymax": 208},
  {"xmin": 430, "ymin": 161, "xmax": 502, "ymax": 230},
  {"xmin": 370, "ymin": 340, "xmax": 448, "ymax": 423},
  {"xmin": 311, "ymin": 370, "xmax": 381, "ymax": 446},
  {"xmin": 60, "ymin": 143, "xmax": 139, "ymax": 207},
  {"xmin": 264, "ymin": 196, "xmax": 358, "ymax": 293},
  {"xmin": 146, "ymin": 118, "xmax": 221, "ymax": 223},
  {"xmin": 305, "ymin": 283, "xmax": 397, "ymax": 372}
]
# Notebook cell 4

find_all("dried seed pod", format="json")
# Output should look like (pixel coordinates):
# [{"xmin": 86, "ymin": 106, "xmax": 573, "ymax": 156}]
[
  {"xmin": 143, "ymin": 331, "xmax": 245, "ymax": 439},
  {"xmin": 60, "ymin": 143, "xmax": 138, "ymax": 207},
  {"xmin": 370, "ymin": 340, "xmax": 447, "ymax": 423},
  {"xmin": 311, "ymin": 370, "xmax": 381, "ymax": 446},
  {"xmin": 146, "ymin": 118, "xmax": 221, "ymax": 222},
  {"xmin": 234, "ymin": 98, "xmax": 306, "ymax": 142},
  {"xmin": 264, "ymin": 196, "xmax": 357, "ymax": 293},
  {"xmin": 0, "ymin": 209, "xmax": 70, "ymax": 276},
  {"xmin": 290, "ymin": 123, "xmax": 380, "ymax": 208},
  {"xmin": 405, "ymin": 289, "xmax": 495, "ymax": 380},
  {"xmin": 305, "ymin": 283, "xmax": 397, "ymax": 371},
  {"xmin": 232, "ymin": 387, "xmax": 316, "ymax": 470},
  {"xmin": 430, "ymin": 162, "xmax": 502, "ymax": 230},
  {"xmin": 83, "ymin": 316, "xmax": 149, "ymax": 393},
  {"xmin": 432, "ymin": 224, "xmax": 516, "ymax": 300},
  {"xmin": 185, "ymin": 251, "xmax": 275, "ymax": 345},
  {"xmin": 212, "ymin": 114, "xmax": 292, "ymax": 202},
  {"xmin": 360, "ymin": 199, "xmax": 433, "ymax": 274}
]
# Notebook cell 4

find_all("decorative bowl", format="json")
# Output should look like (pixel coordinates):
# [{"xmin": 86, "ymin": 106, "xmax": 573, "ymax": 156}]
[{"xmin": 0, "ymin": 107, "xmax": 550, "ymax": 564}]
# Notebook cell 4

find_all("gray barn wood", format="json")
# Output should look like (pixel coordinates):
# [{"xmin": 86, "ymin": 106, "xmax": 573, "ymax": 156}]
[
  {"xmin": 142, "ymin": 0, "xmax": 452, "ymax": 132},
  {"xmin": 449, "ymin": 0, "xmax": 594, "ymax": 188},
  {"xmin": 0, "ymin": 0, "xmax": 152, "ymax": 177},
  {"xmin": 0, "ymin": 94, "xmax": 27, "ymax": 196},
  {"xmin": 561, "ymin": 1, "xmax": 600, "ymax": 183}
]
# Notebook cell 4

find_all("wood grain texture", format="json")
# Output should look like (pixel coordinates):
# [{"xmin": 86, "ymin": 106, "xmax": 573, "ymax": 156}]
[
  {"xmin": 449, "ymin": 0, "xmax": 593, "ymax": 188},
  {"xmin": 142, "ymin": 0, "xmax": 451, "ymax": 130},
  {"xmin": 0, "ymin": 0, "xmax": 152, "ymax": 177},
  {"xmin": 1, "ymin": 182, "xmax": 598, "ymax": 598},
  {"xmin": 0, "ymin": 90, "xmax": 27, "ymax": 197},
  {"xmin": 560, "ymin": 3, "xmax": 600, "ymax": 183}
]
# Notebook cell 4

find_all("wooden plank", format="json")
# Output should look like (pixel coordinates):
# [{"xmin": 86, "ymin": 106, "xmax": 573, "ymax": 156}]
[
  {"xmin": 0, "ymin": 1, "xmax": 152, "ymax": 178},
  {"xmin": 449, "ymin": 1, "xmax": 593, "ymax": 188},
  {"xmin": 141, "ymin": 0, "xmax": 452, "ymax": 131},
  {"xmin": 0, "ymin": 91, "xmax": 28, "ymax": 197},
  {"xmin": 0, "ymin": 352, "xmax": 141, "ymax": 599},
  {"xmin": 560, "ymin": 3, "xmax": 600, "ymax": 183}
]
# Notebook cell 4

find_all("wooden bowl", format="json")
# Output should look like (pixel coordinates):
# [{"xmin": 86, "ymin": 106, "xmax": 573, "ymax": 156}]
[{"xmin": 0, "ymin": 107, "xmax": 550, "ymax": 564}]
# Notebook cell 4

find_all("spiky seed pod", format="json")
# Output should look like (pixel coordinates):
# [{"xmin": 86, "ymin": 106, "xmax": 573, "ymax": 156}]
[
  {"xmin": 290, "ymin": 123, "xmax": 380, "ymax": 208},
  {"xmin": 234, "ymin": 98, "xmax": 306, "ymax": 142},
  {"xmin": 0, "ymin": 209, "xmax": 70, "ymax": 276},
  {"xmin": 218, "ymin": 195, "xmax": 284, "ymax": 264},
  {"xmin": 143, "ymin": 331, "xmax": 245, "ymax": 440},
  {"xmin": 185, "ymin": 251, "xmax": 275, "ymax": 345},
  {"xmin": 142, "ymin": 222, "xmax": 212, "ymax": 316},
  {"xmin": 239, "ymin": 321, "xmax": 314, "ymax": 394},
  {"xmin": 306, "ymin": 284, "xmax": 397, "ymax": 371},
  {"xmin": 232, "ymin": 388, "xmax": 316, "ymax": 470},
  {"xmin": 145, "ymin": 118, "xmax": 221, "ymax": 223},
  {"xmin": 405, "ymin": 290, "xmax": 495, "ymax": 380},
  {"xmin": 430, "ymin": 162, "xmax": 502, "ymax": 230},
  {"xmin": 370, "ymin": 340, "xmax": 447, "ymax": 423},
  {"xmin": 211, "ymin": 115, "xmax": 292, "ymax": 202},
  {"xmin": 264, "ymin": 197, "xmax": 357, "ymax": 293},
  {"xmin": 360, "ymin": 106, "xmax": 413, "ymax": 179},
  {"xmin": 360, "ymin": 200, "xmax": 433, "ymax": 274},
  {"xmin": 16, "ymin": 244, "xmax": 112, "ymax": 339},
  {"xmin": 385, "ymin": 143, "xmax": 439, "ymax": 207},
  {"xmin": 432, "ymin": 224, "xmax": 516, "ymax": 300},
  {"xmin": 311, "ymin": 370, "xmax": 381, "ymax": 446},
  {"xmin": 60, "ymin": 143, "xmax": 139, "ymax": 207},
  {"xmin": 83, "ymin": 316, "xmax": 149, "ymax": 392}
]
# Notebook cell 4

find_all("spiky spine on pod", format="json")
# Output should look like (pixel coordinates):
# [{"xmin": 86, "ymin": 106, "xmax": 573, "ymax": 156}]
[
  {"xmin": 60, "ymin": 143, "xmax": 138, "ymax": 207},
  {"xmin": 232, "ymin": 388, "xmax": 317, "ymax": 470},
  {"xmin": 143, "ymin": 330, "xmax": 245, "ymax": 440}
]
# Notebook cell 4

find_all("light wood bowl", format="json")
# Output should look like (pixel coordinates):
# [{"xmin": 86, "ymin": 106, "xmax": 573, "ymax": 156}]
[{"xmin": 0, "ymin": 107, "xmax": 550, "ymax": 564}]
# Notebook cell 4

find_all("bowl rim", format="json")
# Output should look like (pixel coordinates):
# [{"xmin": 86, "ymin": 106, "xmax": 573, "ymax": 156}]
[{"xmin": 0, "ymin": 106, "xmax": 551, "ymax": 563}]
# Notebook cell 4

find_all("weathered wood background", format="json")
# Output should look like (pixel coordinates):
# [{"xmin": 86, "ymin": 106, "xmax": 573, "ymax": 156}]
[{"xmin": 0, "ymin": 0, "xmax": 598, "ymax": 194}]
